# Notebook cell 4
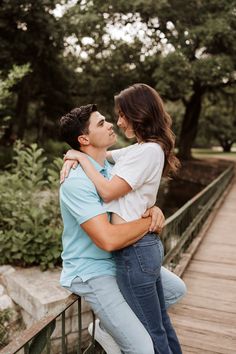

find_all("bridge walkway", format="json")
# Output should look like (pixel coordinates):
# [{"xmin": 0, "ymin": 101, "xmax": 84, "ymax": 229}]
[{"xmin": 169, "ymin": 174, "xmax": 236, "ymax": 353}]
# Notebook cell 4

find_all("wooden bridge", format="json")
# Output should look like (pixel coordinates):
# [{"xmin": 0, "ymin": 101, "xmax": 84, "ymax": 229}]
[
  {"xmin": 169, "ymin": 162, "xmax": 236, "ymax": 353},
  {"xmin": 1, "ymin": 159, "xmax": 235, "ymax": 354}
]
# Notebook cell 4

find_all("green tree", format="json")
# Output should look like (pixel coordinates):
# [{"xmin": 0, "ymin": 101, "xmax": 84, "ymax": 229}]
[
  {"xmin": 0, "ymin": 64, "xmax": 30, "ymax": 143},
  {"xmin": 202, "ymin": 90, "xmax": 236, "ymax": 152},
  {"xmin": 0, "ymin": 0, "xmax": 75, "ymax": 142},
  {"xmin": 65, "ymin": 0, "xmax": 236, "ymax": 159}
]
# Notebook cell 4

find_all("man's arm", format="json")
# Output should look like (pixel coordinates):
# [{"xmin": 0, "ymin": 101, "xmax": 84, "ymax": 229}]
[{"xmin": 81, "ymin": 213, "xmax": 152, "ymax": 252}]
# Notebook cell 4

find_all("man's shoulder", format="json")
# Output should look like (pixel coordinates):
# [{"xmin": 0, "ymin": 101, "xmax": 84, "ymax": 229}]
[{"xmin": 60, "ymin": 166, "xmax": 96, "ymax": 194}]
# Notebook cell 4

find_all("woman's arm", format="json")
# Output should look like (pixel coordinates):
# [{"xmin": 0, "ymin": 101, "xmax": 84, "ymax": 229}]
[{"xmin": 64, "ymin": 150, "xmax": 132, "ymax": 203}]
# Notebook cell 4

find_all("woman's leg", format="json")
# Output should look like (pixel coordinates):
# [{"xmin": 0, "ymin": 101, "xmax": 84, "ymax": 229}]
[
  {"xmin": 155, "ymin": 274, "xmax": 183, "ymax": 354},
  {"xmin": 114, "ymin": 234, "xmax": 180, "ymax": 354}
]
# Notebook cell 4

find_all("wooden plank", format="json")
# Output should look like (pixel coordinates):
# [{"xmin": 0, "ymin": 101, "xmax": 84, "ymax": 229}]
[
  {"xmin": 179, "ymin": 293, "xmax": 236, "ymax": 314},
  {"xmin": 170, "ymin": 313, "xmax": 236, "ymax": 337},
  {"xmin": 182, "ymin": 273, "xmax": 236, "ymax": 299},
  {"xmin": 171, "ymin": 171, "xmax": 236, "ymax": 353},
  {"xmin": 186, "ymin": 260, "xmax": 236, "ymax": 280},
  {"xmin": 200, "ymin": 231, "xmax": 236, "ymax": 244},
  {"xmin": 181, "ymin": 345, "xmax": 221, "ymax": 354},
  {"xmin": 175, "ymin": 327, "xmax": 236, "ymax": 353},
  {"xmin": 169, "ymin": 303, "xmax": 236, "ymax": 326},
  {"xmin": 193, "ymin": 244, "xmax": 236, "ymax": 264}
]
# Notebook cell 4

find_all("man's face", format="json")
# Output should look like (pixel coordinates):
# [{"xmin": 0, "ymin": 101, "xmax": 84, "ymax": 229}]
[{"xmin": 86, "ymin": 111, "xmax": 117, "ymax": 148}]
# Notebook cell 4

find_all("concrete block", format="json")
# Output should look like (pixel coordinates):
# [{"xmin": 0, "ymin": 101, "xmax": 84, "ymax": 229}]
[
  {"xmin": 66, "ymin": 297, "xmax": 91, "ymax": 317},
  {"xmin": 51, "ymin": 316, "xmax": 71, "ymax": 339},
  {"xmin": 71, "ymin": 311, "xmax": 93, "ymax": 332},
  {"xmin": 4, "ymin": 267, "xmax": 70, "ymax": 320},
  {"xmin": 0, "ymin": 284, "xmax": 5, "ymax": 296},
  {"xmin": 21, "ymin": 308, "xmax": 35, "ymax": 328},
  {"xmin": 0, "ymin": 294, "xmax": 13, "ymax": 310},
  {"xmin": 66, "ymin": 329, "xmax": 91, "ymax": 353},
  {"xmin": 0, "ymin": 265, "xmax": 15, "ymax": 286}
]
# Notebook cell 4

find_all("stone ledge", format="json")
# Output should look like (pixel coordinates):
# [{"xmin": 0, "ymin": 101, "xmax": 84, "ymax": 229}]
[
  {"xmin": 3, "ymin": 267, "xmax": 69, "ymax": 320},
  {"xmin": 2, "ymin": 266, "xmax": 91, "ymax": 321}
]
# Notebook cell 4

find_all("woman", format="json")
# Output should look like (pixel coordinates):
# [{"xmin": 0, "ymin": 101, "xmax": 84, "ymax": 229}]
[{"xmin": 62, "ymin": 83, "xmax": 182, "ymax": 353}]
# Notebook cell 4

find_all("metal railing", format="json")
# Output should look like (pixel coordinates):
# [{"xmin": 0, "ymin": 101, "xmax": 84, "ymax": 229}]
[
  {"xmin": 0, "ymin": 295, "xmax": 104, "ymax": 354},
  {"xmin": 0, "ymin": 163, "xmax": 234, "ymax": 354},
  {"xmin": 162, "ymin": 163, "xmax": 235, "ymax": 268}
]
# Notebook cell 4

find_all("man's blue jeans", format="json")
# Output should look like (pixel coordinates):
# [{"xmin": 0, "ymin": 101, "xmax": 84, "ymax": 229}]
[{"xmin": 113, "ymin": 233, "xmax": 183, "ymax": 354}]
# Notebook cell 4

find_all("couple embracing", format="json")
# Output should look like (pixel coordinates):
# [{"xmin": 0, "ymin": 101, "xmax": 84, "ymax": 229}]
[{"xmin": 59, "ymin": 83, "xmax": 186, "ymax": 354}]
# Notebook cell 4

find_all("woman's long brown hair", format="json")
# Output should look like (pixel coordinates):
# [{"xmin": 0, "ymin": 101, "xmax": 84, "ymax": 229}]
[{"xmin": 115, "ymin": 83, "xmax": 180, "ymax": 176}]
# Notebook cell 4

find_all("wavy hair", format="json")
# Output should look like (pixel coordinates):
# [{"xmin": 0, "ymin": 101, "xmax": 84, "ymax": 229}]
[{"xmin": 115, "ymin": 83, "xmax": 180, "ymax": 176}]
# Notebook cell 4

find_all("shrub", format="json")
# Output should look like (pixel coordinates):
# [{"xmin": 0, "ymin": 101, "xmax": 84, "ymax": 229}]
[
  {"xmin": 0, "ymin": 141, "xmax": 63, "ymax": 270},
  {"xmin": 0, "ymin": 309, "xmax": 12, "ymax": 348}
]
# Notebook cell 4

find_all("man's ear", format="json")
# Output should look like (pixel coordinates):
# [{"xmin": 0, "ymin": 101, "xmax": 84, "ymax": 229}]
[{"xmin": 78, "ymin": 134, "xmax": 89, "ymax": 146}]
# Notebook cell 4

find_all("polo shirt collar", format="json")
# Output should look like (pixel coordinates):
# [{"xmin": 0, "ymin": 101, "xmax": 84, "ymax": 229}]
[{"xmin": 87, "ymin": 155, "xmax": 110, "ymax": 174}]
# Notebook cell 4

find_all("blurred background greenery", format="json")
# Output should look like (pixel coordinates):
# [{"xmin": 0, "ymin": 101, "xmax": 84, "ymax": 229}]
[
  {"xmin": 0, "ymin": 0, "xmax": 236, "ymax": 269},
  {"xmin": 0, "ymin": 0, "xmax": 236, "ymax": 166}
]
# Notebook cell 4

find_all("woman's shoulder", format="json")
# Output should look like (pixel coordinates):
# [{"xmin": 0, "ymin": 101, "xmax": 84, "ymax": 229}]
[
  {"xmin": 138, "ymin": 142, "xmax": 164, "ymax": 154},
  {"xmin": 121, "ymin": 142, "xmax": 164, "ymax": 163}
]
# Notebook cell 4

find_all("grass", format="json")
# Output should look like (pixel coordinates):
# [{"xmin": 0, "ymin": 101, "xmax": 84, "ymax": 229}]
[{"xmin": 192, "ymin": 148, "xmax": 236, "ymax": 159}]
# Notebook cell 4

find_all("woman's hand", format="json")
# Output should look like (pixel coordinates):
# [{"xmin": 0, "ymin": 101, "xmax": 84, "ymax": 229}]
[
  {"xmin": 60, "ymin": 159, "xmax": 78, "ymax": 183},
  {"xmin": 60, "ymin": 149, "xmax": 86, "ymax": 183},
  {"xmin": 142, "ymin": 206, "xmax": 165, "ymax": 234},
  {"xmin": 64, "ymin": 149, "xmax": 84, "ymax": 162}
]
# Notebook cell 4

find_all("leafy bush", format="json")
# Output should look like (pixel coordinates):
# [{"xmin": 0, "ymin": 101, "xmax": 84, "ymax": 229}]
[
  {"xmin": 0, "ymin": 309, "xmax": 12, "ymax": 348},
  {"xmin": 0, "ymin": 141, "xmax": 63, "ymax": 270}
]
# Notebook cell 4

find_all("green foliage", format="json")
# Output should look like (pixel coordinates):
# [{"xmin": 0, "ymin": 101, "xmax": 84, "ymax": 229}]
[
  {"xmin": 200, "ymin": 90, "xmax": 236, "ymax": 151},
  {"xmin": 66, "ymin": 0, "xmax": 236, "ymax": 158},
  {"xmin": 0, "ymin": 65, "xmax": 30, "ymax": 142},
  {"xmin": 0, "ymin": 142, "xmax": 63, "ymax": 270},
  {"xmin": 0, "ymin": 1, "xmax": 75, "ymax": 141},
  {"xmin": 0, "ymin": 308, "xmax": 12, "ymax": 347},
  {"xmin": 0, "ymin": 64, "xmax": 30, "ymax": 106}
]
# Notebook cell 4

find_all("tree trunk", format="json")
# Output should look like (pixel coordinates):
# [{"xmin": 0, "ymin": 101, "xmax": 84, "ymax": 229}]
[
  {"xmin": 14, "ymin": 76, "xmax": 31, "ymax": 140},
  {"xmin": 178, "ymin": 86, "xmax": 204, "ymax": 160},
  {"xmin": 220, "ymin": 139, "xmax": 233, "ymax": 152}
]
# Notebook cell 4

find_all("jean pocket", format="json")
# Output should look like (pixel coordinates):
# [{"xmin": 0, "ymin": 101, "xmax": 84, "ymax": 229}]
[{"xmin": 134, "ymin": 241, "xmax": 163, "ymax": 275}]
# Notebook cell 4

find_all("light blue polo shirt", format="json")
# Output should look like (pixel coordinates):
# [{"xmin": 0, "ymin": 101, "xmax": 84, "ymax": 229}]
[{"xmin": 59, "ymin": 156, "xmax": 116, "ymax": 287}]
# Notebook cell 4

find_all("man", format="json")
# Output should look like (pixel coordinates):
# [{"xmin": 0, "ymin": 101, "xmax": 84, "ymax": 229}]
[{"xmin": 59, "ymin": 104, "xmax": 186, "ymax": 354}]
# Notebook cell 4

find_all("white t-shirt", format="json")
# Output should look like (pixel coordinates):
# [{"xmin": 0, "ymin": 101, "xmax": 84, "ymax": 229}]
[{"xmin": 105, "ymin": 142, "xmax": 164, "ymax": 221}]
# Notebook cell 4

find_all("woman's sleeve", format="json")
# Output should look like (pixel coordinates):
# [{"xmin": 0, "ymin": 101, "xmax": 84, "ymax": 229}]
[
  {"xmin": 114, "ymin": 145, "xmax": 164, "ymax": 190},
  {"xmin": 110, "ymin": 144, "xmax": 134, "ymax": 162}
]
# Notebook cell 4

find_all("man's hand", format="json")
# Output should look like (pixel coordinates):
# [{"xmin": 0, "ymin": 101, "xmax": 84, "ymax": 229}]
[
  {"xmin": 60, "ymin": 159, "xmax": 78, "ymax": 183},
  {"xmin": 142, "ymin": 206, "xmax": 165, "ymax": 234}
]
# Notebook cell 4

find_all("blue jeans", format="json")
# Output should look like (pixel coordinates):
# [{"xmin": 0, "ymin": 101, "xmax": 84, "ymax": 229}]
[
  {"xmin": 161, "ymin": 267, "xmax": 186, "ymax": 309},
  {"xmin": 113, "ymin": 233, "xmax": 182, "ymax": 354},
  {"xmin": 68, "ymin": 275, "xmax": 154, "ymax": 354}
]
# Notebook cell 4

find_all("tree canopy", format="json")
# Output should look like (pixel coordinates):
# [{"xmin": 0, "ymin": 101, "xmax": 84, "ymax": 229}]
[
  {"xmin": 65, "ymin": 0, "xmax": 236, "ymax": 158},
  {"xmin": 0, "ymin": 0, "xmax": 235, "ymax": 158}
]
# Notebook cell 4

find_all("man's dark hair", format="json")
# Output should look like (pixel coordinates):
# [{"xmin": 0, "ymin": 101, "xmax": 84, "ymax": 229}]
[{"xmin": 59, "ymin": 104, "xmax": 97, "ymax": 149}]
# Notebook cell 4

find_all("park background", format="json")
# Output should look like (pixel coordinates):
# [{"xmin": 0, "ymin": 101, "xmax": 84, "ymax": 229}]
[{"xmin": 0, "ymin": 0, "xmax": 236, "ymax": 352}]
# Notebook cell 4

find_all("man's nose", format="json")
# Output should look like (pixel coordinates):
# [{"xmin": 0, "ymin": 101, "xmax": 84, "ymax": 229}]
[{"xmin": 108, "ymin": 122, "xmax": 114, "ymax": 129}]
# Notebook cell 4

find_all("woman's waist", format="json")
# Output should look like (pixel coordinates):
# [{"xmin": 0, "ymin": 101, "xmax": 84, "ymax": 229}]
[
  {"xmin": 106, "ymin": 199, "xmax": 154, "ymax": 223},
  {"xmin": 110, "ymin": 212, "xmax": 126, "ymax": 224},
  {"xmin": 133, "ymin": 232, "xmax": 161, "ymax": 246}
]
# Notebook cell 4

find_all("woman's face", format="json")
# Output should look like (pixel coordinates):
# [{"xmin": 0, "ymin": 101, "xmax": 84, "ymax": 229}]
[{"xmin": 117, "ymin": 110, "xmax": 135, "ymax": 139}]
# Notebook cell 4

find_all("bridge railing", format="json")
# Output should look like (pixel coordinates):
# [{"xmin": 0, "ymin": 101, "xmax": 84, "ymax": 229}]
[
  {"xmin": 1, "ymin": 163, "xmax": 234, "ymax": 354},
  {"xmin": 162, "ymin": 163, "xmax": 234, "ymax": 268}
]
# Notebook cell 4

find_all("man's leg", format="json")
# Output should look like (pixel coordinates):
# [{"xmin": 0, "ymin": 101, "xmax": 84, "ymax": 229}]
[
  {"xmin": 161, "ymin": 267, "xmax": 187, "ymax": 308},
  {"xmin": 68, "ymin": 275, "xmax": 154, "ymax": 354}
]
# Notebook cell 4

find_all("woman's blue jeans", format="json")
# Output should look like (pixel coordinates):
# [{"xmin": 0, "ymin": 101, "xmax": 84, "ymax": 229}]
[{"xmin": 113, "ymin": 233, "xmax": 182, "ymax": 354}]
